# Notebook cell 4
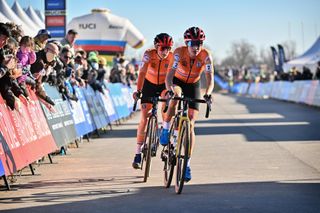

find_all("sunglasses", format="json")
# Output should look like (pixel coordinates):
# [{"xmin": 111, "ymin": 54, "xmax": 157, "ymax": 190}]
[
  {"xmin": 64, "ymin": 55, "xmax": 72, "ymax": 59},
  {"xmin": 187, "ymin": 40, "xmax": 203, "ymax": 47},
  {"xmin": 158, "ymin": 46, "xmax": 171, "ymax": 51}
]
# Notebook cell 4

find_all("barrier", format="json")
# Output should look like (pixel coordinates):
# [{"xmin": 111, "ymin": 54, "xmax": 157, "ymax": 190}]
[
  {"xmin": 41, "ymin": 84, "xmax": 77, "ymax": 147},
  {"xmin": 234, "ymin": 80, "xmax": 320, "ymax": 107},
  {"xmin": 107, "ymin": 83, "xmax": 131, "ymax": 119},
  {"xmin": 0, "ymin": 88, "xmax": 57, "ymax": 175},
  {"xmin": 70, "ymin": 87, "xmax": 95, "ymax": 137},
  {"xmin": 82, "ymin": 86, "xmax": 110, "ymax": 129},
  {"xmin": 0, "ymin": 158, "xmax": 4, "ymax": 177},
  {"xmin": 0, "ymin": 82, "xmax": 134, "ymax": 184}
]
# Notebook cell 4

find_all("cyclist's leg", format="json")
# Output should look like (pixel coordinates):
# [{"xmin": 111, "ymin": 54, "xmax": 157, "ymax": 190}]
[
  {"xmin": 161, "ymin": 85, "xmax": 182, "ymax": 145},
  {"xmin": 132, "ymin": 79, "xmax": 155, "ymax": 168},
  {"xmin": 188, "ymin": 108, "xmax": 199, "ymax": 156},
  {"xmin": 184, "ymin": 80, "xmax": 201, "ymax": 181}
]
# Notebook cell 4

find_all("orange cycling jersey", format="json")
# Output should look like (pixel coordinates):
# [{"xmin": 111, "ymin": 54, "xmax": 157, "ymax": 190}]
[
  {"xmin": 137, "ymin": 49, "xmax": 173, "ymax": 90},
  {"xmin": 172, "ymin": 46, "xmax": 213, "ymax": 83}
]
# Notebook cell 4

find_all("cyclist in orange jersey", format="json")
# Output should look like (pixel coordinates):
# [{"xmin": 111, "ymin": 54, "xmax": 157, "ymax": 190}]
[
  {"xmin": 160, "ymin": 27, "xmax": 214, "ymax": 181},
  {"xmin": 132, "ymin": 33, "xmax": 174, "ymax": 169}
]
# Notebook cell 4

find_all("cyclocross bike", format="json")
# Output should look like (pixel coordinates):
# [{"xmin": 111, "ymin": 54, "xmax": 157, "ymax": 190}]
[
  {"xmin": 133, "ymin": 96, "xmax": 167, "ymax": 182},
  {"xmin": 161, "ymin": 95, "xmax": 211, "ymax": 194}
]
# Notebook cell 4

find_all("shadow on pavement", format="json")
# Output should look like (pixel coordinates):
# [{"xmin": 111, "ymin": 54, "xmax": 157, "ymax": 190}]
[
  {"xmin": 0, "ymin": 181, "xmax": 319, "ymax": 213},
  {"xmin": 195, "ymin": 95, "xmax": 320, "ymax": 142}
]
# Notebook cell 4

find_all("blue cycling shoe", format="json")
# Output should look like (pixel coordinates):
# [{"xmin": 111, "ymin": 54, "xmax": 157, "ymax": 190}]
[
  {"xmin": 185, "ymin": 166, "xmax": 192, "ymax": 182},
  {"xmin": 132, "ymin": 154, "xmax": 141, "ymax": 169},
  {"xmin": 160, "ymin": 129, "xmax": 169, "ymax": 146}
]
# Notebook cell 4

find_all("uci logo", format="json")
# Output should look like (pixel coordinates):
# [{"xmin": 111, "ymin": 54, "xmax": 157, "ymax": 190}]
[{"xmin": 79, "ymin": 23, "xmax": 96, "ymax": 30}]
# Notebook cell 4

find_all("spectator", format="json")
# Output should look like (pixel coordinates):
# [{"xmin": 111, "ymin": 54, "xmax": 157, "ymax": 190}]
[
  {"xmin": 0, "ymin": 23, "xmax": 10, "ymax": 49},
  {"xmin": 31, "ymin": 42, "xmax": 59, "ymax": 106},
  {"xmin": 0, "ymin": 23, "xmax": 11, "ymax": 78},
  {"xmin": 0, "ymin": 37, "xmax": 24, "ymax": 110},
  {"xmin": 301, "ymin": 66, "xmax": 313, "ymax": 80},
  {"xmin": 4, "ymin": 22, "xmax": 23, "ymax": 43},
  {"xmin": 60, "ymin": 29, "xmax": 78, "ymax": 56},
  {"xmin": 34, "ymin": 29, "xmax": 51, "ymax": 52},
  {"xmin": 16, "ymin": 36, "xmax": 37, "ymax": 99},
  {"xmin": 97, "ymin": 56, "xmax": 108, "ymax": 85},
  {"xmin": 315, "ymin": 61, "xmax": 320, "ymax": 80}
]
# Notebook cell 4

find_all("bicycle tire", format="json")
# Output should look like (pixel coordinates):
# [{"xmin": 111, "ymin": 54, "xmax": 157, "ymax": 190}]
[
  {"xmin": 163, "ymin": 119, "xmax": 176, "ymax": 188},
  {"xmin": 143, "ymin": 116, "xmax": 157, "ymax": 182},
  {"xmin": 175, "ymin": 120, "xmax": 190, "ymax": 194}
]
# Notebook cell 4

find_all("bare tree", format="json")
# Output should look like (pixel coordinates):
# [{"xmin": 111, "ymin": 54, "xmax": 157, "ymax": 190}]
[{"xmin": 221, "ymin": 39, "xmax": 257, "ymax": 68}]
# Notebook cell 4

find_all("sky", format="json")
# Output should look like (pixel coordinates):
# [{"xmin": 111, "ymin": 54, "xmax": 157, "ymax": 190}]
[{"xmin": 6, "ymin": 0, "xmax": 320, "ymax": 61}]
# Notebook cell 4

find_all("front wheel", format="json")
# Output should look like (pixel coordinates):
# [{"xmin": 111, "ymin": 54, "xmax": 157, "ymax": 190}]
[
  {"xmin": 143, "ymin": 116, "xmax": 157, "ymax": 182},
  {"xmin": 175, "ymin": 120, "xmax": 190, "ymax": 194}
]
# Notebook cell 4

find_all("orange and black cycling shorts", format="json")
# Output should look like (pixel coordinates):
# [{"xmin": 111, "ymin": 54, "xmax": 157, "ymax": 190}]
[{"xmin": 141, "ymin": 79, "xmax": 166, "ymax": 104}]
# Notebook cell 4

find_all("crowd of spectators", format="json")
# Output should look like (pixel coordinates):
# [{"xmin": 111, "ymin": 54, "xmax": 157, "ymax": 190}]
[
  {"xmin": 0, "ymin": 22, "xmax": 137, "ymax": 112},
  {"xmin": 217, "ymin": 61, "xmax": 320, "ymax": 87}
]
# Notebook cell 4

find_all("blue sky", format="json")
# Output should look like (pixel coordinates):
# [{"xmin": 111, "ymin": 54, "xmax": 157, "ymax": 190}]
[{"xmin": 6, "ymin": 0, "xmax": 320, "ymax": 61}]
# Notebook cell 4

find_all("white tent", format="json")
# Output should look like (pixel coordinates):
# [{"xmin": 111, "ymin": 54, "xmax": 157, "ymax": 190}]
[
  {"xmin": 35, "ymin": 9, "xmax": 45, "ymax": 22},
  {"xmin": 0, "ymin": 11, "xmax": 11, "ymax": 23},
  {"xmin": 283, "ymin": 36, "xmax": 320, "ymax": 73},
  {"xmin": 11, "ymin": 1, "xmax": 38, "ymax": 35},
  {"xmin": 0, "ymin": 0, "xmax": 34, "ymax": 36},
  {"xmin": 67, "ymin": 8, "xmax": 145, "ymax": 56},
  {"xmin": 25, "ymin": 6, "xmax": 45, "ymax": 29}
]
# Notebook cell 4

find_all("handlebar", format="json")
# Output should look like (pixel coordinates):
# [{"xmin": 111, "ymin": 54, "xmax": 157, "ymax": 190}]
[
  {"xmin": 163, "ymin": 96, "xmax": 212, "ymax": 118},
  {"xmin": 133, "ymin": 96, "xmax": 167, "ymax": 112}
]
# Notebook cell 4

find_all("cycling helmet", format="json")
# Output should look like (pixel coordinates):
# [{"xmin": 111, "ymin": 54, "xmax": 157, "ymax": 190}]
[
  {"xmin": 184, "ymin": 27, "xmax": 206, "ymax": 42},
  {"xmin": 154, "ymin": 33, "xmax": 173, "ymax": 47}
]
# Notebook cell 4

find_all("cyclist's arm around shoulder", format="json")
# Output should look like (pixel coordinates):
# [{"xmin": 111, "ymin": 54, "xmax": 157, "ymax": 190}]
[
  {"xmin": 136, "ymin": 51, "xmax": 150, "ymax": 91},
  {"xmin": 203, "ymin": 50, "xmax": 214, "ymax": 96},
  {"xmin": 165, "ymin": 49, "xmax": 180, "ymax": 91}
]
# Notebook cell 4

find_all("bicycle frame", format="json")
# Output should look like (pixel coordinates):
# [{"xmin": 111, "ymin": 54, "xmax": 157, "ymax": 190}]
[{"xmin": 175, "ymin": 101, "xmax": 191, "ymax": 157}]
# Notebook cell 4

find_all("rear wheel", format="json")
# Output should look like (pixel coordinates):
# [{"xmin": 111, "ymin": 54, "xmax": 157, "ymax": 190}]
[
  {"xmin": 163, "ymin": 121, "xmax": 176, "ymax": 188},
  {"xmin": 175, "ymin": 120, "xmax": 190, "ymax": 194}
]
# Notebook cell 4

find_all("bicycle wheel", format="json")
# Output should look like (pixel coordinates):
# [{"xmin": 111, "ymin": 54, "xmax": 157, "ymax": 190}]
[
  {"xmin": 163, "ymin": 120, "xmax": 176, "ymax": 188},
  {"xmin": 175, "ymin": 120, "xmax": 190, "ymax": 194},
  {"xmin": 143, "ymin": 116, "xmax": 157, "ymax": 182}
]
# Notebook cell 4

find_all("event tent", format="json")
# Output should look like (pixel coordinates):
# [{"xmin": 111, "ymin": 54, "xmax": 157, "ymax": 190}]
[
  {"xmin": 0, "ymin": 11, "xmax": 11, "ymax": 23},
  {"xmin": 25, "ymin": 6, "xmax": 45, "ymax": 29},
  {"xmin": 0, "ymin": 0, "xmax": 34, "ymax": 36},
  {"xmin": 11, "ymin": 1, "xmax": 38, "ymax": 36},
  {"xmin": 283, "ymin": 36, "xmax": 320, "ymax": 73}
]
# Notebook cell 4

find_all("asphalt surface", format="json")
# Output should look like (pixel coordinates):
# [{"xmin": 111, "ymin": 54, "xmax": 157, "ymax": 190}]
[{"xmin": 0, "ymin": 93, "xmax": 320, "ymax": 213}]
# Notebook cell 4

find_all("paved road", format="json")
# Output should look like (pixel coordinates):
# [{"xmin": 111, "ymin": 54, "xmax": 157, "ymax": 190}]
[{"xmin": 1, "ymin": 94, "xmax": 320, "ymax": 213}]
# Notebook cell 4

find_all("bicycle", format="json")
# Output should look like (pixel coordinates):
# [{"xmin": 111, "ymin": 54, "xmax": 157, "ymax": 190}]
[
  {"xmin": 133, "ymin": 95, "xmax": 167, "ymax": 182},
  {"xmin": 161, "ymin": 95, "xmax": 211, "ymax": 194}
]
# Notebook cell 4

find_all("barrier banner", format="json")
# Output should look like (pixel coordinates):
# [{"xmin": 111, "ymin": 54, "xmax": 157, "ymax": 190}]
[
  {"xmin": 42, "ymin": 84, "xmax": 77, "ymax": 147},
  {"xmin": 312, "ymin": 82, "xmax": 320, "ymax": 106},
  {"xmin": 121, "ymin": 85, "xmax": 134, "ymax": 112},
  {"xmin": 98, "ymin": 88, "xmax": 118, "ymax": 122},
  {"xmin": 306, "ymin": 80, "xmax": 319, "ymax": 105},
  {"xmin": 82, "ymin": 86, "xmax": 109, "ymax": 129},
  {"xmin": 0, "ymin": 89, "xmax": 57, "ymax": 175},
  {"xmin": 107, "ymin": 83, "xmax": 130, "ymax": 119},
  {"xmin": 70, "ymin": 87, "xmax": 95, "ymax": 137},
  {"xmin": 0, "ymin": 158, "xmax": 4, "ymax": 177}
]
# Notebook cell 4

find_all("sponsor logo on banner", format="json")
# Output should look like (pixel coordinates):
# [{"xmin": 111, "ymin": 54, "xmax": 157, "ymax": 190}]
[
  {"xmin": 45, "ymin": 0, "xmax": 66, "ymax": 10},
  {"xmin": 46, "ymin": 16, "xmax": 65, "ymax": 27}
]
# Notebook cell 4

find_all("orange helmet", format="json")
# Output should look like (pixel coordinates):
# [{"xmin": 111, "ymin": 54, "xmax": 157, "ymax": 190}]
[
  {"xmin": 154, "ymin": 33, "xmax": 173, "ymax": 47},
  {"xmin": 184, "ymin": 27, "xmax": 206, "ymax": 42}
]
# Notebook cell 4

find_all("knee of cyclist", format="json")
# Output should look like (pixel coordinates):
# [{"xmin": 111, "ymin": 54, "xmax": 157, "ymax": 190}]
[{"xmin": 173, "ymin": 87, "xmax": 182, "ymax": 97}]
